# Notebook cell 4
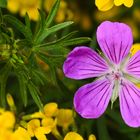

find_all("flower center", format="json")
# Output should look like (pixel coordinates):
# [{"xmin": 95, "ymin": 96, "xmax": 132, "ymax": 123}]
[
  {"xmin": 112, "ymin": 71, "xmax": 122, "ymax": 81},
  {"xmin": 105, "ymin": 67, "xmax": 124, "ymax": 107}
]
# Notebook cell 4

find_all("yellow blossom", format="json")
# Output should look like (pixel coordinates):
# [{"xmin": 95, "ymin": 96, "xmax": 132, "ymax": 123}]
[
  {"xmin": 88, "ymin": 134, "xmax": 96, "ymax": 140},
  {"xmin": 42, "ymin": 117, "xmax": 57, "ymax": 131},
  {"xmin": 14, "ymin": 127, "xmax": 31, "ymax": 140},
  {"xmin": 0, "ymin": 130, "xmax": 13, "ymax": 140},
  {"xmin": 130, "ymin": 44, "xmax": 140, "ymax": 88},
  {"xmin": 43, "ymin": 102, "xmax": 58, "ymax": 117},
  {"xmin": 7, "ymin": 0, "xmax": 41, "ymax": 21},
  {"xmin": 27, "ymin": 119, "xmax": 50, "ymax": 140},
  {"xmin": 56, "ymin": 109, "xmax": 74, "ymax": 130},
  {"xmin": 0, "ymin": 111, "xmax": 15, "ymax": 129},
  {"xmin": 95, "ymin": 0, "xmax": 114, "ymax": 11},
  {"xmin": 64, "ymin": 132, "xmax": 83, "ymax": 140},
  {"xmin": 130, "ymin": 43, "xmax": 140, "ymax": 56},
  {"xmin": 30, "ymin": 112, "xmax": 45, "ymax": 119},
  {"xmin": 114, "ymin": 0, "xmax": 133, "ymax": 7},
  {"xmin": 7, "ymin": 0, "xmax": 20, "ymax": 13},
  {"xmin": 95, "ymin": 0, "xmax": 133, "ymax": 11}
]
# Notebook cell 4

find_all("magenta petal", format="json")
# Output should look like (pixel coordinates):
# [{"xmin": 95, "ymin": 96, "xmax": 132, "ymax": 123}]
[
  {"xmin": 119, "ymin": 80, "xmax": 140, "ymax": 127},
  {"xmin": 125, "ymin": 51, "xmax": 140, "ymax": 78},
  {"xmin": 97, "ymin": 21, "xmax": 133, "ymax": 64},
  {"xmin": 74, "ymin": 78, "xmax": 113, "ymax": 118},
  {"xmin": 63, "ymin": 46, "xmax": 109, "ymax": 80}
]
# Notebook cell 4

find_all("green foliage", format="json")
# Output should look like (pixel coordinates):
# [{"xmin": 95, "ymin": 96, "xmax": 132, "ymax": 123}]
[
  {"xmin": 0, "ymin": 0, "xmax": 91, "ymax": 109},
  {"xmin": 0, "ymin": 0, "xmax": 7, "ymax": 8}
]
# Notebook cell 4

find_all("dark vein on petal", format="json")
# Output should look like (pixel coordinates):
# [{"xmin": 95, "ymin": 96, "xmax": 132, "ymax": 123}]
[
  {"xmin": 96, "ymin": 86, "xmax": 110, "ymax": 107},
  {"xmin": 128, "ymin": 60, "xmax": 140, "ymax": 68},
  {"xmin": 84, "ymin": 83, "xmax": 110, "ymax": 109},
  {"xmin": 86, "ymin": 53, "xmax": 107, "ymax": 67},
  {"xmin": 105, "ymin": 40, "xmax": 114, "ymax": 61},
  {"xmin": 78, "ymin": 81, "xmax": 109, "ymax": 104},
  {"xmin": 122, "ymin": 88, "xmax": 132, "ymax": 117},
  {"xmin": 127, "ymin": 65, "xmax": 140, "ymax": 70},
  {"xmin": 113, "ymin": 43, "xmax": 117, "ymax": 63},
  {"xmin": 118, "ymin": 41, "xmax": 122, "ymax": 63},
  {"xmin": 77, "ymin": 61, "xmax": 107, "ymax": 69},
  {"xmin": 121, "ymin": 44, "xmax": 129, "ymax": 60},
  {"xmin": 125, "ymin": 84, "xmax": 139, "ymax": 110},
  {"xmin": 128, "ymin": 54, "xmax": 139, "ymax": 65}
]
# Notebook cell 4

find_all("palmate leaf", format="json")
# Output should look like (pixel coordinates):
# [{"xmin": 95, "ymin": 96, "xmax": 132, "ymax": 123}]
[{"xmin": 0, "ymin": 0, "xmax": 7, "ymax": 8}]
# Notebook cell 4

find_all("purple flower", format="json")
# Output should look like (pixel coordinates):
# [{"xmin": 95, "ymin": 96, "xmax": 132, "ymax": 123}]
[{"xmin": 63, "ymin": 21, "xmax": 140, "ymax": 127}]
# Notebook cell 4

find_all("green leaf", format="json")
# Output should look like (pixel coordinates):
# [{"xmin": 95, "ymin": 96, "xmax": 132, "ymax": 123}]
[
  {"xmin": 45, "ymin": 0, "xmax": 60, "ymax": 28},
  {"xmin": 97, "ymin": 116, "xmax": 111, "ymax": 140},
  {"xmin": 27, "ymin": 81, "xmax": 43, "ymax": 111},
  {"xmin": 4, "ymin": 15, "xmax": 32, "ymax": 40},
  {"xmin": 34, "ymin": 31, "xmax": 78, "ymax": 49},
  {"xmin": 0, "ymin": 63, "xmax": 11, "ymax": 107},
  {"xmin": 0, "ymin": 0, "xmax": 7, "ymax": 8},
  {"xmin": 35, "ymin": 21, "xmax": 73, "ymax": 44},
  {"xmin": 0, "ymin": 9, "xmax": 3, "ymax": 23},
  {"xmin": 25, "ymin": 13, "xmax": 31, "ymax": 32},
  {"xmin": 17, "ymin": 74, "xmax": 28, "ymax": 107},
  {"xmin": 37, "ymin": 53, "xmax": 57, "ymax": 85},
  {"xmin": 37, "ymin": 10, "xmax": 46, "ymax": 32},
  {"xmin": 31, "ymin": 69, "xmax": 46, "ymax": 85},
  {"xmin": 0, "ymin": 78, "xmax": 7, "ymax": 107},
  {"xmin": 33, "ymin": 0, "xmax": 60, "ymax": 43},
  {"xmin": 38, "ymin": 37, "xmax": 91, "ymax": 51}
]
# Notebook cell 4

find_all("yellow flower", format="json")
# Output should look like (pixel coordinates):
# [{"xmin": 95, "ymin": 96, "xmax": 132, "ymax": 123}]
[
  {"xmin": 64, "ymin": 132, "xmax": 96, "ymax": 140},
  {"xmin": 130, "ymin": 43, "xmax": 140, "ymax": 56},
  {"xmin": 0, "ymin": 130, "xmax": 13, "ymax": 140},
  {"xmin": 88, "ymin": 134, "xmax": 96, "ymax": 140},
  {"xmin": 30, "ymin": 111, "xmax": 45, "ymax": 119},
  {"xmin": 0, "ymin": 108, "xmax": 5, "ymax": 114},
  {"xmin": 130, "ymin": 44, "xmax": 140, "ymax": 88},
  {"xmin": 64, "ymin": 132, "xmax": 83, "ymax": 140},
  {"xmin": 7, "ymin": 0, "xmax": 41, "ymax": 21},
  {"xmin": 95, "ymin": 0, "xmax": 133, "ymax": 11},
  {"xmin": 56, "ymin": 109, "xmax": 74, "ymax": 130},
  {"xmin": 27, "ymin": 119, "xmax": 51, "ymax": 140},
  {"xmin": 14, "ymin": 127, "xmax": 31, "ymax": 140},
  {"xmin": 7, "ymin": 0, "xmax": 20, "ymax": 13},
  {"xmin": 95, "ymin": 0, "xmax": 114, "ymax": 11},
  {"xmin": 0, "ymin": 111, "xmax": 15, "ymax": 129},
  {"xmin": 43, "ymin": 102, "xmax": 58, "ymax": 117},
  {"xmin": 41, "ymin": 117, "xmax": 57, "ymax": 131},
  {"xmin": 114, "ymin": 0, "xmax": 133, "ymax": 7}
]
